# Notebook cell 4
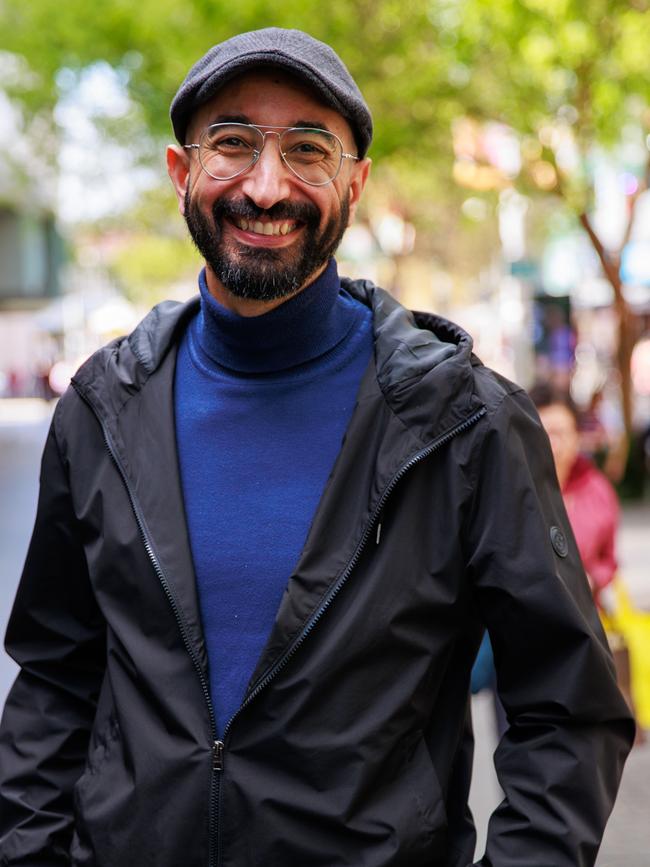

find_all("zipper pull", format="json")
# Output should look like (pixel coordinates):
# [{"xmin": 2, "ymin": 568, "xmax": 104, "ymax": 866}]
[
  {"xmin": 213, "ymin": 740, "xmax": 224, "ymax": 772},
  {"xmin": 376, "ymin": 512, "xmax": 383, "ymax": 545}
]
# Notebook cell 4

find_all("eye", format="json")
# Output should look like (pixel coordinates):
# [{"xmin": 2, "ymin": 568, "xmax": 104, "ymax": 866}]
[
  {"xmin": 213, "ymin": 135, "xmax": 253, "ymax": 152},
  {"xmin": 291, "ymin": 141, "xmax": 325, "ymax": 155},
  {"xmin": 284, "ymin": 139, "xmax": 331, "ymax": 164},
  {"xmin": 203, "ymin": 125, "xmax": 257, "ymax": 153}
]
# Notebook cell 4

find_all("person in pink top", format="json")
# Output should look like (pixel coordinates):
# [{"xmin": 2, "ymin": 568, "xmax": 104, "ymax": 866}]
[{"xmin": 529, "ymin": 383, "xmax": 619, "ymax": 608}]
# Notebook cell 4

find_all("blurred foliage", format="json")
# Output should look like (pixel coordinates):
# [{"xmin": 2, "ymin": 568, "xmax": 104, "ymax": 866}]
[
  {"xmin": 453, "ymin": 0, "xmax": 650, "ymax": 210},
  {"xmin": 77, "ymin": 184, "xmax": 201, "ymax": 305},
  {"xmin": 3, "ymin": 0, "xmax": 649, "ymax": 156},
  {"xmin": 0, "ymin": 0, "xmax": 473, "ymax": 296},
  {"xmin": 0, "ymin": 0, "xmax": 459, "ymax": 160},
  {"xmin": 2, "ymin": 0, "xmax": 650, "ymax": 305},
  {"xmin": 109, "ymin": 233, "xmax": 199, "ymax": 307}
]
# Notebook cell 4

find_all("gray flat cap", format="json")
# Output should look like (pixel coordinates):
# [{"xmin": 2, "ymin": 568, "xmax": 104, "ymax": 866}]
[{"xmin": 170, "ymin": 27, "xmax": 373, "ymax": 157}]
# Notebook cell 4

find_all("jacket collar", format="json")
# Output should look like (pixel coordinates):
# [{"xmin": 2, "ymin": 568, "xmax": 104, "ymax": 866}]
[{"xmin": 74, "ymin": 278, "xmax": 480, "ymax": 446}]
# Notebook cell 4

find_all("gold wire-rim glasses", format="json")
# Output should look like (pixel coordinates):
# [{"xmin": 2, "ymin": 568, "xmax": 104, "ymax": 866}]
[{"xmin": 183, "ymin": 122, "xmax": 359, "ymax": 187}]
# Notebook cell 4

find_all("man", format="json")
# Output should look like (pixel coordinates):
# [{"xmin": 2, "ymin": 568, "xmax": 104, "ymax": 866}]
[{"xmin": 0, "ymin": 27, "xmax": 634, "ymax": 867}]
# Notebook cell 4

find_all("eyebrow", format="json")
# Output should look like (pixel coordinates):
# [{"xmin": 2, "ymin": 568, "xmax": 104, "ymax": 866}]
[{"xmin": 208, "ymin": 113, "xmax": 333, "ymax": 132}]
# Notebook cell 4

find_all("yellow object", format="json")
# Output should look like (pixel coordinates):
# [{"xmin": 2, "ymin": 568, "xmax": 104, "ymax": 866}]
[{"xmin": 604, "ymin": 580, "xmax": 650, "ymax": 731}]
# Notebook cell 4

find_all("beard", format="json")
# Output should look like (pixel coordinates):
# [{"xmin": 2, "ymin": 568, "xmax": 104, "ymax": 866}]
[{"xmin": 184, "ymin": 190, "xmax": 350, "ymax": 301}]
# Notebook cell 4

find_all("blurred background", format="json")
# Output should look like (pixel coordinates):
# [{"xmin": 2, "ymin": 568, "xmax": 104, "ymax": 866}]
[{"xmin": 1, "ymin": 0, "xmax": 649, "ymax": 862}]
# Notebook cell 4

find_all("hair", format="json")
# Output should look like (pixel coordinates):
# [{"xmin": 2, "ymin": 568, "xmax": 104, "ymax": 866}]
[{"xmin": 528, "ymin": 381, "xmax": 581, "ymax": 425}]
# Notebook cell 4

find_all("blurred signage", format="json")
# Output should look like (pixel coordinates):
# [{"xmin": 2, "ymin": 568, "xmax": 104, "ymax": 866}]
[
  {"xmin": 509, "ymin": 259, "xmax": 539, "ymax": 281},
  {"xmin": 532, "ymin": 294, "xmax": 576, "ymax": 380}
]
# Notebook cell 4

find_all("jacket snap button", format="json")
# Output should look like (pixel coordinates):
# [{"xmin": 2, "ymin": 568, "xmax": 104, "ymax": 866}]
[{"xmin": 550, "ymin": 525, "xmax": 568, "ymax": 558}]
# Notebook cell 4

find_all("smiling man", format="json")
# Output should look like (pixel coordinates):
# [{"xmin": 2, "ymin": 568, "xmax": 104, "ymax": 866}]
[
  {"xmin": 172, "ymin": 69, "xmax": 367, "ymax": 309},
  {"xmin": 0, "ymin": 27, "xmax": 634, "ymax": 867}
]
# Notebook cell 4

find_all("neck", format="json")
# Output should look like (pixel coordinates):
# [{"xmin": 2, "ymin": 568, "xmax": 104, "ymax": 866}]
[
  {"xmin": 195, "ymin": 258, "xmax": 355, "ymax": 373},
  {"xmin": 204, "ymin": 261, "xmax": 328, "ymax": 317}
]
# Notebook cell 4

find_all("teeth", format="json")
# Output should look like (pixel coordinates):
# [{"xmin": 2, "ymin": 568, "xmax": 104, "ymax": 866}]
[{"xmin": 236, "ymin": 219, "xmax": 295, "ymax": 236}]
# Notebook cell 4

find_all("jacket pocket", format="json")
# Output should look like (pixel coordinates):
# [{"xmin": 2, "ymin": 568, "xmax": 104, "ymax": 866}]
[{"xmin": 349, "ymin": 730, "xmax": 448, "ymax": 865}]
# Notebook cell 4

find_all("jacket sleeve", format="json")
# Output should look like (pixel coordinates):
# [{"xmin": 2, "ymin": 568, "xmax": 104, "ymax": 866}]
[
  {"xmin": 0, "ymin": 408, "xmax": 106, "ymax": 866},
  {"xmin": 464, "ymin": 386, "xmax": 634, "ymax": 867}
]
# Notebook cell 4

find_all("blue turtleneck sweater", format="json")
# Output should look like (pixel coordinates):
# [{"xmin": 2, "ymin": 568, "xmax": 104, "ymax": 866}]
[{"xmin": 174, "ymin": 260, "xmax": 373, "ymax": 735}]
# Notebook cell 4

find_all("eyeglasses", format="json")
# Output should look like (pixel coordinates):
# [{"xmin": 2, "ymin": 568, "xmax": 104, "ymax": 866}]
[{"xmin": 183, "ymin": 122, "xmax": 359, "ymax": 186}]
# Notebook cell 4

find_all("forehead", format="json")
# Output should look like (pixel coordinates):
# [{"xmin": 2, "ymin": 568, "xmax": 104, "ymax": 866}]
[{"xmin": 187, "ymin": 69, "xmax": 354, "ymax": 144}]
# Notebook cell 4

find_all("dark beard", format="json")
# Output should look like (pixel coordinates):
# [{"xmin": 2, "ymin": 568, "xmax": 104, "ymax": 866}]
[{"xmin": 184, "ymin": 190, "xmax": 349, "ymax": 301}]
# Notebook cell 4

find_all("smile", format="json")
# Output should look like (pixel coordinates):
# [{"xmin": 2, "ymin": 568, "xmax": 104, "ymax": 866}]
[{"xmin": 234, "ymin": 218, "xmax": 298, "ymax": 237}]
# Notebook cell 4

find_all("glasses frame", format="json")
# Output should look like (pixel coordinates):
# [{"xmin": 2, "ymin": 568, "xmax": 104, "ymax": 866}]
[{"xmin": 183, "ymin": 122, "xmax": 359, "ymax": 187}]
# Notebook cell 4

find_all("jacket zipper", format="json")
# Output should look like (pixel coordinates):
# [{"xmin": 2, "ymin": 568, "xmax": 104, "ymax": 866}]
[
  {"xmin": 71, "ymin": 384, "xmax": 221, "ymax": 867},
  {"xmin": 74, "ymin": 383, "xmax": 484, "ymax": 866},
  {"xmin": 213, "ymin": 405, "xmax": 487, "ymax": 863}
]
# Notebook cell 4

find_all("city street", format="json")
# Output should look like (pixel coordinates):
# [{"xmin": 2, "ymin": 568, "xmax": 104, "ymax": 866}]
[{"xmin": 1, "ymin": 400, "xmax": 649, "ymax": 862}]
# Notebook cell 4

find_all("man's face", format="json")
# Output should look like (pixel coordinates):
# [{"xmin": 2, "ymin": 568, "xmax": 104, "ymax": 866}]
[{"xmin": 168, "ymin": 70, "xmax": 370, "ymax": 305}]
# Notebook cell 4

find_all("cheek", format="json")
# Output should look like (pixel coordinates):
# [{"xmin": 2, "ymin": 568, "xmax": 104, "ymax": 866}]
[
  {"xmin": 187, "ymin": 169, "xmax": 229, "ymax": 206},
  {"xmin": 318, "ymin": 189, "xmax": 345, "ymax": 222},
  {"xmin": 189, "ymin": 178, "xmax": 213, "ymax": 207}
]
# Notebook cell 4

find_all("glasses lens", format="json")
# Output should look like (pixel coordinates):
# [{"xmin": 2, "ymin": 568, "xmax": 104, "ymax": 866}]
[
  {"xmin": 199, "ymin": 124, "xmax": 262, "ymax": 179},
  {"xmin": 280, "ymin": 128, "xmax": 343, "ymax": 184}
]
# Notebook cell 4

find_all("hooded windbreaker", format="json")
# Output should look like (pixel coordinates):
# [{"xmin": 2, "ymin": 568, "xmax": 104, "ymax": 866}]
[{"xmin": 0, "ymin": 280, "xmax": 634, "ymax": 867}]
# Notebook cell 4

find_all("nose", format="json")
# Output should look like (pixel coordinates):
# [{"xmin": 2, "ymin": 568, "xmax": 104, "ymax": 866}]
[{"xmin": 239, "ymin": 133, "xmax": 293, "ymax": 210}]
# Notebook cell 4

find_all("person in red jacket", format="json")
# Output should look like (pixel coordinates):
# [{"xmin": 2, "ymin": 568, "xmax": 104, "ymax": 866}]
[{"xmin": 529, "ymin": 383, "xmax": 619, "ymax": 608}]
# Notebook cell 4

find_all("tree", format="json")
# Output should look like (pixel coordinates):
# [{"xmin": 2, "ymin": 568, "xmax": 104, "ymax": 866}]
[
  {"xmin": 0, "ymin": 0, "xmax": 461, "ymax": 159},
  {"xmin": 3, "ymin": 0, "xmax": 650, "ymax": 439},
  {"xmin": 0, "ymin": 0, "xmax": 484, "ymax": 300},
  {"xmin": 449, "ymin": 0, "xmax": 650, "ymax": 441}
]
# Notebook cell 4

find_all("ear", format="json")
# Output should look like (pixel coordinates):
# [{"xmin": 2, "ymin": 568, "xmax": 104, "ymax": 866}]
[
  {"xmin": 167, "ymin": 145, "xmax": 191, "ymax": 215},
  {"xmin": 346, "ymin": 158, "xmax": 371, "ymax": 226}
]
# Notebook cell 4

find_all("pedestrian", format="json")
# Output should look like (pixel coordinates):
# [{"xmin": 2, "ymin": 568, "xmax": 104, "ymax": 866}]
[{"xmin": 0, "ymin": 27, "xmax": 635, "ymax": 867}]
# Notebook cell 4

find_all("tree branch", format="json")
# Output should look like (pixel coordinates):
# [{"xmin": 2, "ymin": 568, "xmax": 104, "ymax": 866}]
[{"xmin": 617, "ymin": 150, "xmax": 650, "ymax": 256}]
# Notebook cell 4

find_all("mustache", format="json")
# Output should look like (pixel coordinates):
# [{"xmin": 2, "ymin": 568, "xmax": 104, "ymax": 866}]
[{"xmin": 212, "ymin": 196, "xmax": 320, "ymax": 226}]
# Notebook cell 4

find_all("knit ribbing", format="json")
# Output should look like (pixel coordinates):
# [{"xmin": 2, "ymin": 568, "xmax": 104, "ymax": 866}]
[{"xmin": 174, "ymin": 260, "xmax": 373, "ymax": 733}]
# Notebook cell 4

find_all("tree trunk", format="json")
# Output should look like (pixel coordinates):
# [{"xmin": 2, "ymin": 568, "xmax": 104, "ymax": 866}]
[{"xmin": 578, "ymin": 212, "xmax": 635, "ymax": 439}]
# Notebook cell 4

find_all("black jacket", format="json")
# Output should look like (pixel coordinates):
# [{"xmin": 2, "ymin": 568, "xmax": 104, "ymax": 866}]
[{"xmin": 0, "ymin": 280, "xmax": 634, "ymax": 867}]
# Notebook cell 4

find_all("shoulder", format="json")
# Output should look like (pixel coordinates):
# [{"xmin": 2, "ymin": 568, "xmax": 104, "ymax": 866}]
[
  {"xmin": 55, "ymin": 297, "xmax": 200, "ymax": 442},
  {"xmin": 345, "ymin": 276, "xmax": 542, "ymax": 445},
  {"xmin": 71, "ymin": 297, "xmax": 199, "ymax": 393}
]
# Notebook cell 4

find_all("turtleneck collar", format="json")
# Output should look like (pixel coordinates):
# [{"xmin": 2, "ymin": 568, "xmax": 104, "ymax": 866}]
[{"xmin": 195, "ymin": 259, "xmax": 360, "ymax": 374}]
